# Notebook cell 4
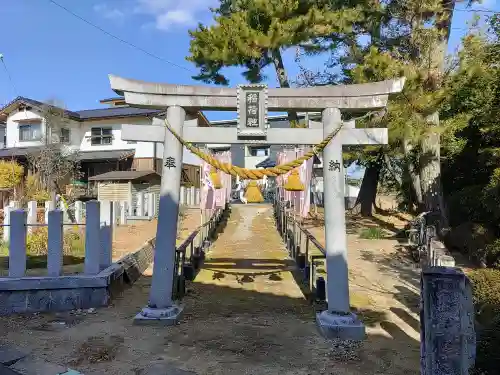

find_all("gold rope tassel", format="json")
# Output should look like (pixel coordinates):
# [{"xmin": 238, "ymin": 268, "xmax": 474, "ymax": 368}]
[
  {"xmin": 210, "ymin": 167, "xmax": 222, "ymax": 189},
  {"xmin": 284, "ymin": 169, "xmax": 304, "ymax": 191},
  {"xmin": 245, "ymin": 181, "xmax": 264, "ymax": 203}
]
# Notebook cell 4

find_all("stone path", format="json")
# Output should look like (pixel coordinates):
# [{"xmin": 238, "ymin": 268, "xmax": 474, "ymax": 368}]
[{"xmin": 194, "ymin": 204, "xmax": 305, "ymax": 300}]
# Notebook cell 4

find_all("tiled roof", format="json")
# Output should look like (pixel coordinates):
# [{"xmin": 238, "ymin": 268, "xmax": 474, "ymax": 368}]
[
  {"xmin": 75, "ymin": 149, "xmax": 135, "ymax": 161},
  {"xmin": 0, "ymin": 97, "xmax": 80, "ymax": 120},
  {"xmin": 76, "ymin": 107, "xmax": 162, "ymax": 120},
  {"xmin": 0, "ymin": 96, "xmax": 161, "ymax": 121}
]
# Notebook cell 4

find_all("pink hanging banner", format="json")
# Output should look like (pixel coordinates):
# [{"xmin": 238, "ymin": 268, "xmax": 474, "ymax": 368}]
[
  {"xmin": 200, "ymin": 157, "xmax": 216, "ymax": 209},
  {"xmin": 224, "ymin": 151, "xmax": 232, "ymax": 203},
  {"xmin": 299, "ymin": 151, "xmax": 314, "ymax": 218},
  {"xmin": 214, "ymin": 153, "xmax": 225, "ymax": 208}
]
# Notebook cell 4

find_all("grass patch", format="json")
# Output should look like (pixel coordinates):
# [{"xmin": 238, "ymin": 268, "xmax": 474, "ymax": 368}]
[
  {"xmin": 0, "ymin": 228, "xmax": 85, "ymax": 270},
  {"xmin": 359, "ymin": 227, "xmax": 386, "ymax": 240}
]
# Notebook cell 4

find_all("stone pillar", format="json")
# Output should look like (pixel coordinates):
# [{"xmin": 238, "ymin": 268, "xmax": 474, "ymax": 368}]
[
  {"xmin": 99, "ymin": 200, "xmax": 113, "ymax": 271},
  {"xmin": 3, "ymin": 206, "xmax": 11, "ymax": 242},
  {"xmin": 137, "ymin": 192, "xmax": 145, "ymax": 216},
  {"xmin": 147, "ymin": 192, "xmax": 155, "ymax": 218},
  {"xmin": 134, "ymin": 107, "xmax": 185, "ymax": 325},
  {"xmin": 180, "ymin": 186, "xmax": 186, "ymax": 205},
  {"xmin": 120, "ymin": 201, "xmax": 128, "ymax": 225},
  {"xmin": 59, "ymin": 200, "xmax": 69, "ymax": 223},
  {"xmin": 84, "ymin": 200, "xmax": 101, "ymax": 275},
  {"xmin": 421, "ymin": 267, "xmax": 475, "ymax": 375},
  {"xmin": 316, "ymin": 107, "xmax": 365, "ymax": 340},
  {"xmin": 190, "ymin": 187, "xmax": 196, "ymax": 206},
  {"xmin": 74, "ymin": 201, "xmax": 84, "ymax": 224},
  {"xmin": 47, "ymin": 210, "xmax": 63, "ymax": 277},
  {"xmin": 9, "ymin": 210, "xmax": 27, "ymax": 277},
  {"xmin": 27, "ymin": 201, "xmax": 37, "ymax": 233},
  {"xmin": 44, "ymin": 201, "xmax": 55, "ymax": 224}
]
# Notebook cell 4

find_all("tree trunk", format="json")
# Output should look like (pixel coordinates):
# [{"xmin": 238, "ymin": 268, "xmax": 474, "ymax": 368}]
[
  {"xmin": 355, "ymin": 162, "xmax": 382, "ymax": 216},
  {"xmin": 403, "ymin": 139, "xmax": 424, "ymax": 211},
  {"xmin": 270, "ymin": 48, "xmax": 301, "ymax": 127},
  {"xmin": 417, "ymin": 0, "xmax": 455, "ymax": 228},
  {"xmin": 419, "ymin": 114, "xmax": 449, "ymax": 228}
]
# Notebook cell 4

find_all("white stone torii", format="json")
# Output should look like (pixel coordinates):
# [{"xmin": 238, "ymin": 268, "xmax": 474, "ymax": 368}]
[{"xmin": 109, "ymin": 75, "xmax": 405, "ymax": 339}]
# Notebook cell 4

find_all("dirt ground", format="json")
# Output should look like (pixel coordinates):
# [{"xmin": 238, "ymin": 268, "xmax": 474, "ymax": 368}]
[{"xmin": 0, "ymin": 203, "xmax": 421, "ymax": 375}]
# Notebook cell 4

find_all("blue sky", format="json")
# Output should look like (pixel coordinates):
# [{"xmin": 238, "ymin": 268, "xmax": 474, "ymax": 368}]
[{"xmin": 1, "ymin": 0, "xmax": 498, "ymax": 122}]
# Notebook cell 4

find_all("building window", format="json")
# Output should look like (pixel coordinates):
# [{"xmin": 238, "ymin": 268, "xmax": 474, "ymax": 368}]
[
  {"xmin": 248, "ymin": 146, "xmax": 269, "ymax": 157},
  {"xmin": 19, "ymin": 123, "xmax": 42, "ymax": 142},
  {"xmin": 90, "ymin": 127, "xmax": 112, "ymax": 145},
  {"xmin": 60, "ymin": 128, "xmax": 70, "ymax": 144}
]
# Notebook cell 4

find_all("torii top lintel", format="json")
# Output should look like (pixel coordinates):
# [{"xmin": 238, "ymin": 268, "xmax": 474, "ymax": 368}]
[{"xmin": 109, "ymin": 75, "xmax": 405, "ymax": 112}]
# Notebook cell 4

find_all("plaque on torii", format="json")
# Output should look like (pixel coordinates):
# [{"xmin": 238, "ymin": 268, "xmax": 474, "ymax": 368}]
[
  {"xmin": 236, "ymin": 84, "xmax": 268, "ymax": 140},
  {"xmin": 109, "ymin": 74, "xmax": 405, "ymax": 338}
]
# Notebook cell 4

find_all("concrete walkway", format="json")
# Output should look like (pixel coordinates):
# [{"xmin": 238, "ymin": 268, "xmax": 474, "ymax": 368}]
[{"xmin": 194, "ymin": 204, "xmax": 305, "ymax": 302}]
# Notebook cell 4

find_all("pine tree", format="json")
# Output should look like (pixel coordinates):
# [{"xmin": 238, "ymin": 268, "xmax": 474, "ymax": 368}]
[{"xmin": 187, "ymin": 0, "xmax": 366, "ymax": 127}]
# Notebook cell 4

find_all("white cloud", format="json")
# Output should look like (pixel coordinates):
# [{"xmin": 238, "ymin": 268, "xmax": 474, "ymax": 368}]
[
  {"xmin": 134, "ymin": 0, "xmax": 216, "ymax": 31},
  {"xmin": 93, "ymin": 3, "xmax": 126, "ymax": 21}
]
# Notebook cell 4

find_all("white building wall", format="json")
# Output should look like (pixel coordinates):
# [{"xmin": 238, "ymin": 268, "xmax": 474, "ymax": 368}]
[{"xmin": 6, "ymin": 108, "xmax": 45, "ymax": 148}]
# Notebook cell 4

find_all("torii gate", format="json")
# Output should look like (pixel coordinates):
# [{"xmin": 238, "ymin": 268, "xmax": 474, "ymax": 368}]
[{"xmin": 109, "ymin": 75, "xmax": 405, "ymax": 340}]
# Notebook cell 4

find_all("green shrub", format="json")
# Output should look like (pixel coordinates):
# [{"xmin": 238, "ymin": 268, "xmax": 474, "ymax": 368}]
[
  {"xmin": 359, "ymin": 227, "xmax": 385, "ymax": 239},
  {"xmin": 469, "ymin": 269, "xmax": 500, "ymax": 374},
  {"xmin": 26, "ymin": 228, "xmax": 84, "ymax": 257},
  {"xmin": 473, "ymin": 315, "xmax": 500, "ymax": 375},
  {"xmin": 468, "ymin": 269, "xmax": 500, "ymax": 325},
  {"xmin": 483, "ymin": 240, "xmax": 500, "ymax": 268}
]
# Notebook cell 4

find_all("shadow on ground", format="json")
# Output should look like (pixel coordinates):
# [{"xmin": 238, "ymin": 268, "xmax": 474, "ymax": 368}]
[{"xmin": 0, "ymin": 272, "xmax": 420, "ymax": 375}]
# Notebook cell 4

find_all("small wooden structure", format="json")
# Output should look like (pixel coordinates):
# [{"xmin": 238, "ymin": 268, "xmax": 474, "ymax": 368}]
[{"xmin": 89, "ymin": 170, "xmax": 161, "ymax": 210}]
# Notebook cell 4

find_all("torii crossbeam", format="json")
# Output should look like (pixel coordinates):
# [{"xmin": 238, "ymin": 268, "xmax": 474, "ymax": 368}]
[{"xmin": 109, "ymin": 75, "xmax": 405, "ymax": 340}]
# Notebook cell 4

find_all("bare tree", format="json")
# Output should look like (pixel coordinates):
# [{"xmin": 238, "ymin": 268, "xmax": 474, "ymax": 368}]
[{"xmin": 26, "ymin": 99, "xmax": 82, "ymax": 222}]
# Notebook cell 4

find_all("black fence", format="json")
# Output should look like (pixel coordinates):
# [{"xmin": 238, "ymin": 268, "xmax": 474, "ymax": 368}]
[
  {"xmin": 172, "ymin": 205, "xmax": 229, "ymax": 300},
  {"xmin": 273, "ymin": 200, "xmax": 326, "ymax": 301}
]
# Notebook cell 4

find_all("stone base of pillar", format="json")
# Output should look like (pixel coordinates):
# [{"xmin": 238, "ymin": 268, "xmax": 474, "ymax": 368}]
[
  {"xmin": 316, "ymin": 310, "xmax": 365, "ymax": 341},
  {"xmin": 133, "ymin": 305, "xmax": 184, "ymax": 326}
]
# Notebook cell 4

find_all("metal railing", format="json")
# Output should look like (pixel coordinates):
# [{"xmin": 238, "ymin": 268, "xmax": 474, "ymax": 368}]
[
  {"xmin": 172, "ymin": 204, "xmax": 228, "ymax": 300},
  {"xmin": 273, "ymin": 199, "xmax": 326, "ymax": 301}
]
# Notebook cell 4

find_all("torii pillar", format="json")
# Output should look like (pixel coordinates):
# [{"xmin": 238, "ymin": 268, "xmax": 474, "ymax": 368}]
[{"xmin": 109, "ymin": 75, "xmax": 405, "ymax": 338}]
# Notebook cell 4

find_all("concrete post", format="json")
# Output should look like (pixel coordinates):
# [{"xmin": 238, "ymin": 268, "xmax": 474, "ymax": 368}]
[
  {"xmin": 137, "ymin": 192, "xmax": 145, "ymax": 216},
  {"xmin": 9, "ymin": 210, "xmax": 27, "ymax": 277},
  {"xmin": 44, "ymin": 201, "xmax": 55, "ymax": 224},
  {"xmin": 135, "ymin": 107, "xmax": 185, "ymax": 325},
  {"xmin": 3, "ymin": 206, "xmax": 11, "ymax": 242},
  {"xmin": 180, "ymin": 186, "xmax": 186, "ymax": 205},
  {"xmin": 27, "ymin": 201, "xmax": 37, "ymax": 233},
  {"xmin": 316, "ymin": 107, "xmax": 365, "ymax": 341},
  {"xmin": 190, "ymin": 187, "xmax": 196, "ymax": 206},
  {"xmin": 74, "ymin": 201, "xmax": 84, "ymax": 224},
  {"xmin": 99, "ymin": 200, "xmax": 113, "ymax": 270},
  {"xmin": 84, "ymin": 200, "xmax": 101, "ymax": 275},
  {"xmin": 47, "ymin": 210, "xmax": 63, "ymax": 277},
  {"xmin": 120, "ymin": 201, "xmax": 128, "ymax": 225},
  {"xmin": 59, "ymin": 200, "xmax": 69, "ymax": 223},
  {"xmin": 147, "ymin": 192, "xmax": 155, "ymax": 218}
]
